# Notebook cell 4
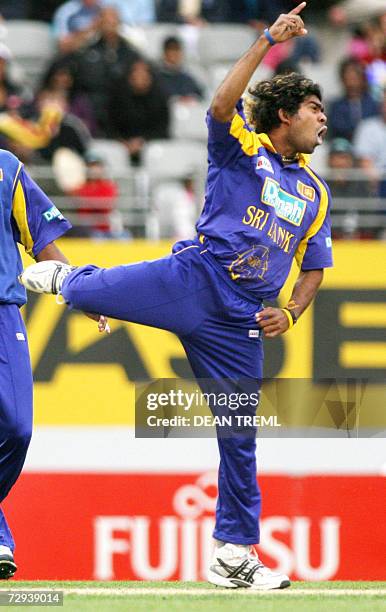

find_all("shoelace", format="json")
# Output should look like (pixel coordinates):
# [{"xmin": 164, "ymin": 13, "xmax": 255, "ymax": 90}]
[{"xmin": 218, "ymin": 551, "xmax": 266, "ymax": 585}]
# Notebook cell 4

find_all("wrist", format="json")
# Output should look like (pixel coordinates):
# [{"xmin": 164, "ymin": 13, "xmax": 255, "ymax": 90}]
[
  {"xmin": 281, "ymin": 307, "xmax": 297, "ymax": 330},
  {"xmin": 263, "ymin": 27, "xmax": 276, "ymax": 46}
]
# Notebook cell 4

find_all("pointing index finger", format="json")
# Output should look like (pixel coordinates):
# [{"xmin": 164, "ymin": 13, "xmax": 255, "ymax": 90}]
[{"xmin": 289, "ymin": 1, "xmax": 306, "ymax": 15}]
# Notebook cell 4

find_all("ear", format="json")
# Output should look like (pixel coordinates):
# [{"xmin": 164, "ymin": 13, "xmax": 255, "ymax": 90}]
[{"xmin": 278, "ymin": 108, "xmax": 291, "ymax": 126}]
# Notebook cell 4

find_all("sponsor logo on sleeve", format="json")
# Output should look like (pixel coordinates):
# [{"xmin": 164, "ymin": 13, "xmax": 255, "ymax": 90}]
[
  {"xmin": 43, "ymin": 205, "xmax": 64, "ymax": 222},
  {"xmin": 256, "ymin": 156, "xmax": 274, "ymax": 174}
]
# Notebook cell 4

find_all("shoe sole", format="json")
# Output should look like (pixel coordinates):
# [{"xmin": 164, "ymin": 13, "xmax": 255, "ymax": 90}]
[
  {"xmin": 0, "ymin": 560, "xmax": 17, "ymax": 580},
  {"xmin": 207, "ymin": 569, "xmax": 290, "ymax": 590}
]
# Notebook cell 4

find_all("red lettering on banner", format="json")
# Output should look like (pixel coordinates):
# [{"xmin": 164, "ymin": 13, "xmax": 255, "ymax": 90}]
[{"xmin": 4, "ymin": 473, "xmax": 385, "ymax": 581}]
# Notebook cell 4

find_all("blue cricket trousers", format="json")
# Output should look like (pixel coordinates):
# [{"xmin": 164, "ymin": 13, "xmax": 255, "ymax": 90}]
[
  {"xmin": 62, "ymin": 242, "xmax": 264, "ymax": 544},
  {"xmin": 0, "ymin": 304, "xmax": 33, "ymax": 551}
]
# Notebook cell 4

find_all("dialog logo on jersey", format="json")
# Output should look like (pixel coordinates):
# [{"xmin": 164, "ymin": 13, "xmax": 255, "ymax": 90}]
[
  {"xmin": 256, "ymin": 156, "xmax": 274, "ymax": 174},
  {"xmin": 262, "ymin": 178, "xmax": 306, "ymax": 226},
  {"xmin": 43, "ymin": 205, "xmax": 64, "ymax": 222}
]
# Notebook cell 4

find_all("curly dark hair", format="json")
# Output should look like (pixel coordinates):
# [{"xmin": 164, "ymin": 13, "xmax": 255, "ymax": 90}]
[{"xmin": 245, "ymin": 73, "xmax": 322, "ymax": 133}]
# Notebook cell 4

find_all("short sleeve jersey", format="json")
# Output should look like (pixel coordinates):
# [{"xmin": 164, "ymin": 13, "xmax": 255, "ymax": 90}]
[
  {"xmin": 0, "ymin": 150, "xmax": 71, "ymax": 305},
  {"xmin": 196, "ymin": 99, "xmax": 333, "ymax": 300}
]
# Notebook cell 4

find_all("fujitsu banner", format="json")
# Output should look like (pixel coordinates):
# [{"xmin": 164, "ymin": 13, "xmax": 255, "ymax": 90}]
[{"xmin": 5, "ymin": 472, "xmax": 385, "ymax": 581}]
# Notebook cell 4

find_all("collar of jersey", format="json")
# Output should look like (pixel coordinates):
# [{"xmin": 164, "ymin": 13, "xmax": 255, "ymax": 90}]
[{"xmin": 256, "ymin": 132, "xmax": 311, "ymax": 168}]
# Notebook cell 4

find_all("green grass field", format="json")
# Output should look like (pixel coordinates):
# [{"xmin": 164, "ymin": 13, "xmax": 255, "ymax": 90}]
[{"xmin": 1, "ymin": 581, "xmax": 385, "ymax": 611}]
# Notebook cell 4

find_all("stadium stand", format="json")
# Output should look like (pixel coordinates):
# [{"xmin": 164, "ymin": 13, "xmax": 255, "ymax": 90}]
[
  {"xmin": 3, "ymin": 21, "xmax": 55, "ymax": 87},
  {"xmin": 0, "ymin": 4, "xmax": 383, "ymax": 239}
]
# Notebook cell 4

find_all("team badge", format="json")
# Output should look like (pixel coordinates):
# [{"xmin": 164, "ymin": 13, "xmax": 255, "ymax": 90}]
[
  {"xmin": 256, "ymin": 156, "xmax": 274, "ymax": 174},
  {"xmin": 297, "ymin": 180, "xmax": 315, "ymax": 202},
  {"xmin": 229, "ymin": 245, "xmax": 270, "ymax": 281}
]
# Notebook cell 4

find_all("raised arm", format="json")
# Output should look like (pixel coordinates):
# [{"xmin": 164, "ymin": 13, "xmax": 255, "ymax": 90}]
[{"xmin": 210, "ymin": 2, "xmax": 308, "ymax": 123}]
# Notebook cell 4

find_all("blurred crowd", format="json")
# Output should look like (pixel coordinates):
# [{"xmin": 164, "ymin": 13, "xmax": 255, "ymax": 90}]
[{"xmin": 0, "ymin": 0, "xmax": 384, "ymax": 238}]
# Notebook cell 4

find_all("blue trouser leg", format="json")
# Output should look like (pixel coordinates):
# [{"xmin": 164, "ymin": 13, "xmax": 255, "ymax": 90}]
[
  {"xmin": 0, "ymin": 305, "xmax": 33, "ymax": 551},
  {"xmin": 180, "ymin": 315, "xmax": 263, "ymax": 545},
  {"xmin": 62, "ymin": 248, "xmax": 263, "ymax": 544},
  {"xmin": 62, "ymin": 250, "xmax": 211, "ymax": 333}
]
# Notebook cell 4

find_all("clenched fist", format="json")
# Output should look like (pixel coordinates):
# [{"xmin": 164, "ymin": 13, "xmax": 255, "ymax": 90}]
[{"xmin": 255, "ymin": 307, "xmax": 290, "ymax": 338}]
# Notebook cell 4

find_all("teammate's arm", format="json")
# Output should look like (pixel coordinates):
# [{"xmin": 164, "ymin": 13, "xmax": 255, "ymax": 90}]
[
  {"xmin": 35, "ymin": 242, "xmax": 109, "ymax": 333},
  {"xmin": 255, "ymin": 269, "xmax": 323, "ymax": 338},
  {"xmin": 35, "ymin": 241, "xmax": 69, "ymax": 264},
  {"xmin": 210, "ymin": 2, "xmax": 308, "ymax": 123}
]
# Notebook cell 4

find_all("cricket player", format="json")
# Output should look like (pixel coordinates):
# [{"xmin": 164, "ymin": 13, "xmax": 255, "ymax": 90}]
[
  {"xmin": 0, "ymin": 152, "xmax": 71, "ymax": 579},
  {"xmin": 20, "ymin": 2, "xmax": 332, "ymax": 590},
  {"xmin": 0, "ymin": 153, "xmax": 108, "ymax": 579}
]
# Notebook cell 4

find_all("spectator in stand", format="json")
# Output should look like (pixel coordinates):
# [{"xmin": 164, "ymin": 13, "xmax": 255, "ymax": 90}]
[
  {"xmin": 18, "ymin": 89, "xmax": 91, "ymax": 164},
  {"xmin": 70, "ymin": 151, "xmax": 119, "ymax": 237},
  {"xmin": 329, "ymin": 0, "xmax": 385, "ymax": 26},
  {"xmin": 52, "ymin": 0, "xmax": 103, "ymax": 55},
  {"xmin": 157, "ymin": 0, "xmax": 232, "ymax": 24},
  {"xmin": 0, "ymin": 93, "xmax": 64, "ymax": 163},
  {"xmin": 108, "ymin": 60, "xmax": 169, "ymax": 164},
  {"xmin": 159, "ymin": 36, "xmax": 204, "ymax": 101},
  {"xmin": 273, "ymin": 59, "xmax": 301, "ymax": 76},
  {"xmin": 245, "ymin": 1, "xmax": 320, "ymax": 70},
  {"xmin": 328, "ymin": 138, "xmax": 371, "ymax": 198},
  {"xmin": 71, "ymin": 6, "xmax": 141, "ymax": 135},
  {"xmin": 102, "ymin": 0, "xmax": 155, "ymax": 25},
  {"xmin": 354, "ymin": 88, "xmax": 386, "ymax": 198},
  {"xmin": 348, "ymin": 14, "xmax": 386, "ymax": 100},
  {"xmin": 0, "ymin": 1, "xmax": 29, "ymax": 19},
  {"xmin": 0, "ymin": 43, "xmax": 26, "ymax": 112},
  {"xmin": 328, "ymin": 138, "xmax": 372, "ymax": 239},
  {"xmin": 30, "ymin": 1, "xmax": 67, "ymax": 21},
  {"xmin": 40, "ymin": 57, "xmax": 97, "ymax": 135},
  {"xmin": 329, "ymin": 57, "xmax": 380, "ymax": 142}
]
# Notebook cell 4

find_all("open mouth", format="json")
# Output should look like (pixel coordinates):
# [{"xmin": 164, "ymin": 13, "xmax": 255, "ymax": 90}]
[{"xmin": 317, "ymin": 126, "xmax": 328, "ymax": 143}]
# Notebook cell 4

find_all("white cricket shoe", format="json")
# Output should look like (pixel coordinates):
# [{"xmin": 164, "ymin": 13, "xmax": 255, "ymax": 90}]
[
  {"xmin": 208, "ymin": 542, "xmax": 290, "ymax": 590},
  {"xmin": 19, "ymin": 260, "xmax": 75, "ymax": 295}
]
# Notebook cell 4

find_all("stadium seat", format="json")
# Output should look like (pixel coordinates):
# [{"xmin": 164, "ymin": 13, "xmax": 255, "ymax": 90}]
[
  {"xmin": 299, "ymin": 62, "xmax": 341, "ymax": 101},
  {"xmin": 208, "ymin": 62, "xmax": 272, "ymax": 98},
  {"xmin": 123, "ymin": 23, "xmax": 199, "ymax": 62},
  {"xmin": 4, "ymin": 21, "xmax": 55, "ymax": 85},
  {"xmin": 143, "ymin": 140, "xmax": 207, "ymax": 183},
  {"xmin": 197, "ymin": 25, "xmax": 255, "ymax": 67},
  {"xmin": 153, "ymin": 180, "xmax": 197, "ymax": 239},
  {"xmin": 170, "ymin": 101, "xmax": 208, "ymax": 142},
  {"xmin": 309, "ymin": 141, "xmax": 329, "ymax": 174},
  {"xmin": 87, "ymin": 139, "xmax": 131, "ymax": 173}
]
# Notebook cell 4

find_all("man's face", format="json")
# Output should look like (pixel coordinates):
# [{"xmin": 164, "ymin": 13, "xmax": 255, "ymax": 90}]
[
  {"xmin": 164, "ymin": 44, "xmax": 183, "ymax": 67},
  {"xmin": 329, "ymin": 151, "xmax": 354, "ymax": 169},
  {"xmin": 287, "ymin": 95, "xmax": 327, "ymax": 154}
]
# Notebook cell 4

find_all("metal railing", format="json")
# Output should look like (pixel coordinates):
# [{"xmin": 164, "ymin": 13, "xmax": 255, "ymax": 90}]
[{"xmin": 27, "ymin": 165, "xmax": 386, "ymax": 239}]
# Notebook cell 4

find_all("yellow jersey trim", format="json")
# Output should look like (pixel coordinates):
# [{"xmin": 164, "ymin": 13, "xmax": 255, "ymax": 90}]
[
  {"xmin": 12, "ymin": 177, "xmax": 34, "ymax": 256},
  {"xmin": 230, "ymin": 113, "xmax": 261, "ymax": 156},
  {"xmin": 295, "ymin": 166, "xmax": 329, "ymax": 268},
  {"xmin": 229, "ymin": 113, "xmax": 310, "ymax": 166}
]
